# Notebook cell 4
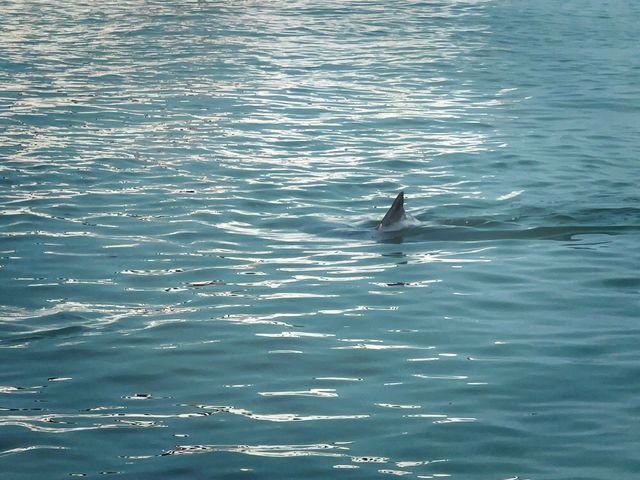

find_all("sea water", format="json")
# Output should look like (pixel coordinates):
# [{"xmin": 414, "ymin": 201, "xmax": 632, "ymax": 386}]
[{"xmin": 1, "ymin": 1, "xmax": 639, "ymax": 479}]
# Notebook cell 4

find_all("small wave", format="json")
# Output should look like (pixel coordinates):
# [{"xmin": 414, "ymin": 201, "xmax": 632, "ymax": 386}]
[{"xmin": 496, "ymin": 190, "xmax": 524, "ymax": 201}]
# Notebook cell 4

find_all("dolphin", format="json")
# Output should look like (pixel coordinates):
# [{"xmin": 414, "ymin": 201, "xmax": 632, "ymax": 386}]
[{"xmin": 377, "ymin": 191, "xmax": 407, "ymax": 231}]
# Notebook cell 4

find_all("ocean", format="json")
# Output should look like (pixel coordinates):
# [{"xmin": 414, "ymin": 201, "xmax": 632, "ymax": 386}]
[{"xmin": 1, "ymin": 1, "xmax": 639, "ymax": 478}]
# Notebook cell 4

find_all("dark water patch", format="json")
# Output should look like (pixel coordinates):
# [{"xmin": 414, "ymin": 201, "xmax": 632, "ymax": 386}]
[
  {"xmin": 598, "ymin": 277, "xmax": 640, "ymax": 291},
  {"xmin": 2, "ymin": 325, "xmax": 88, "ymax": 346}
]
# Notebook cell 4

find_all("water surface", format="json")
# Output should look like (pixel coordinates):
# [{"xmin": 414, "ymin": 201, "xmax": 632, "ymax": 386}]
[{"xmin": 1, "ymin": 1, "xmax": 639, "ymax": 479}]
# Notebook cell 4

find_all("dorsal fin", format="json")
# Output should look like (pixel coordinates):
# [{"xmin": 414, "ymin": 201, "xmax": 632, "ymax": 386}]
[{"xmin": 378, "ymin": 191, "xmax": 406, "ymax": 229}]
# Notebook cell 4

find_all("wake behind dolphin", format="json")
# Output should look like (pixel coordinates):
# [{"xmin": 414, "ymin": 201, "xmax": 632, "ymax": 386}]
[{"xmin": 371, "ymin": 191, "xmax": 636, "ymax": 242}]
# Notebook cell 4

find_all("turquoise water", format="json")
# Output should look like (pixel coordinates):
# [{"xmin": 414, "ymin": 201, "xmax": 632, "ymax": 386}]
[{"xmin": 1, "ymin": 0, "xmax": 639, "ymax": 478}]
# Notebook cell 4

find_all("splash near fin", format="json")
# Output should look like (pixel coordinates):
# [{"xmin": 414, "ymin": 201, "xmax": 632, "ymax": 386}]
[{"xmin": 378, "ymin": 191, "xmax": 406, "ymax": 230}]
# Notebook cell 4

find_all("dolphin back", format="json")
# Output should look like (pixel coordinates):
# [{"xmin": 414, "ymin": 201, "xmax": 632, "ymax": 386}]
[{"xmin": 378, "ymin": 191, "xmax": 406, "ymax": 229}]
